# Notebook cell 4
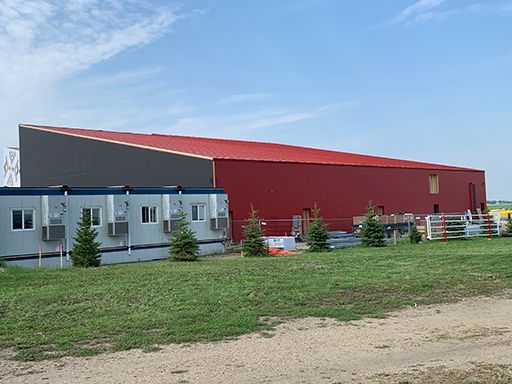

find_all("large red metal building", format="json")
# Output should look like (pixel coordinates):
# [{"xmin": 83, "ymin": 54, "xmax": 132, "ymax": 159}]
[{"xmin": 19, "ymin": 124, "xmax": 487, "ymax": 240}]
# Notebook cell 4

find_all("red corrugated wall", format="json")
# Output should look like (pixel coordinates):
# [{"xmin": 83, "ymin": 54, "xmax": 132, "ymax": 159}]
[{"xmin": 214, "ymin": 159, "xmax": 487, "ymax": 241}]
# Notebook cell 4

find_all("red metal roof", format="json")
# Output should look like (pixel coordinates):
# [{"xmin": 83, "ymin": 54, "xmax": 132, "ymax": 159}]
[{"xmin": 21, "ymin": 124, "xmax": 479, "ymax": 171}]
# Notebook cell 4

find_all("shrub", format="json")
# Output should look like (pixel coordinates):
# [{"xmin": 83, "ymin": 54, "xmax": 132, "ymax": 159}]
[
  {"xmin": 0, "ymin": 257, "xmax": 6, "ymax": 268},
  {"xmin": 306, "ymin": 205, "xmax": 330, "ymax": 252},
  {"xmin": 360, "ymin": 203, "xmax": 386, "ymax": 247},
  {"xmin": 409, "ymin": 225, "xmax": 422, "ymax": 244},
  {"xmin": 169, "ymin": 210, "xmax": 199, "ymax": 262},
  {"xmin": 71, "ymin": 210, "xmax": 102, "ymax": 268},
  {"xmin": 242, "ymin": 206, "xmax": 267, "ymax": 257}
]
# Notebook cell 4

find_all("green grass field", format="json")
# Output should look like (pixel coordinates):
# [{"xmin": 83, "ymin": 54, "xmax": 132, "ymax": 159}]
[
  {"xmin": 488, "ymin": 203, "xmax": 512, "ymax": 210},
  {"xmin": 1, "ymin": 237, "xmax": 512, "ymax": 361}
]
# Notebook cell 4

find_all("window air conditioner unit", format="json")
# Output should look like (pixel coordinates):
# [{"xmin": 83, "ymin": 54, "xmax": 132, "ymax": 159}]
[
  {"xmin": 106, "ymin": 195, "xmax": 129, "ymax": 236},
  {"xmin": 162, "ymin": 194, "xmax": 181, "ymax": 233},
  {"xmin": 41, "ymin": 195, "xmax": 66, "ymax": 240},
  {"xmin": 209, "ymin": 194, "xmax": 229, "ymax": 230}
]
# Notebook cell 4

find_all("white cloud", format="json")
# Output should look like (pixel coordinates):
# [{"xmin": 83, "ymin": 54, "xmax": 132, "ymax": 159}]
[
  {"xmin": 390, "ymin": 0, "xmax": 447, "ymax": 26},
  {"xmin": 467, "ymin": 2, "xmax": 512, "ymax": 14},
  {"xmin": 219, "ymin": 93, "xmax": 273, "ymax": 104},
  {"xmin": 311, "ymin": 101, "xmax": 361, "ymax": 114},
  {"xmin": 168, "ymin": 101, "xmax": 360, "ymax": 137},
  {"xmin": 481, "ymin": 2, "xmax": 512, "ymax": 15},
  {"xmin": 389, "ymin": 1, "xmax": 512, "ymax": 27},
  {"xmin": 28, "ymin": 99, "xmax": 196, "ymax": 134},
  {"xmin": 500, "ymin": 3, "xmax": 512, "ymax": 12},
  {"xmin": 0, "ymin": 1, "xmax": 177, "ymax": 99},
  {"xmin": 79, "ymin": 67, "xmax": 163, "ymax": 87},
  {"xmin": 0, "ymin": 0, "xmax": 179, "ymax": 148}
]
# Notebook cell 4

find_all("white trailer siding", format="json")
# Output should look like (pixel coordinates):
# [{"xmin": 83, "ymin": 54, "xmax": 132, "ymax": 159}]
[{"xmin": 0, "ymin": 187, "xmax": 228, "ymax": 268}]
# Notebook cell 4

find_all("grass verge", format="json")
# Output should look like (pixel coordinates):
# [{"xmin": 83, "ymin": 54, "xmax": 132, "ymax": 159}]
[{"xmin": 1, "ymin": 237, "xmax": 512, "ymax": 361}]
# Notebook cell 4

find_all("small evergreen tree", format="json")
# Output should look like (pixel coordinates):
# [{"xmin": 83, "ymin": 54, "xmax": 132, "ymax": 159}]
[
  {"xmin": 409, "ymin": 225, "xmax": 422, "ymax": 244},
  {"xmin": 306, "ymin": 205, "xmax": 330, "ymax": 252},
  {"xmin": 360, "ymin": 202, "xmax": 386, "ymax": 247},
  {"xmin": 242, "ymin": 206, "xmax": 267, "ymax": 257},
  {"xmin": 71, "ymin": 210, "xmax": 102, "ymax": 267},
  {"xmin": 169, "ymin": 210, "xmax": 199, "ymax": 261}
]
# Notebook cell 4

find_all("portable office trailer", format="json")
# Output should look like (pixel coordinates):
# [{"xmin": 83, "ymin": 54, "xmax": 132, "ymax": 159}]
[{"xmin": 0, "ymin": 186, "xmax": 228, "ymax": 268}]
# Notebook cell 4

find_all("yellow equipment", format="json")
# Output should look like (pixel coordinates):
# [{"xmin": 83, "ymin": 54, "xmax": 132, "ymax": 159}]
[{"xmin": 489, "ymin": 209, "xmax": 512, "ymax": 219}]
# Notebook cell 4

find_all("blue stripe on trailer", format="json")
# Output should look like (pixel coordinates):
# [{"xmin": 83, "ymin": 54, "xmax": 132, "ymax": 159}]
[
  {"xmin": 2, "ymin": 240, "xmax": 224, "ymax": 261},
  {"xmin": 0, "ymin": 186, "xmax": 225, "ymax": 197}
]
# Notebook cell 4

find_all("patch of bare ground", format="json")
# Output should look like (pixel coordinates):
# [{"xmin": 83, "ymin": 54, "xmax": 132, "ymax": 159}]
[
  {"xmin": 0, "ymin": 348, "xmax": 15, "ymax": 360},
  {"xmin": 374, "ymin": 363, "xmax": 512, "ymax": 384},
  {"xmin": 1, "ymin": 292, "xmax": 512, "ymax": 384}
]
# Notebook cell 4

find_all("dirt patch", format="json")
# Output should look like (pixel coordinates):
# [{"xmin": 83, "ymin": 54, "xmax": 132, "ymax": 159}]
[
  {"xmin": 1, "ymin": 293, "xmax": 512, "ymax": 383},
  {"xmin": 427, "ymin": 325, "xmax": 511, "ymax": 342},
  {"xmin": 258, "ymin": 315, "xmax": 292, "ymax": 326},
  {"xmin": 0, "ymin": 348, "xmax": 16, "ymax": 360},
  {"xmin": 374, "ymin": 363, "xmax": 512, "ymax": 384}
]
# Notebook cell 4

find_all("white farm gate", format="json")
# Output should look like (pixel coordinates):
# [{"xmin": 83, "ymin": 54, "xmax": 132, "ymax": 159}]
[{"xmin": 426, "ymin": 212, "xmax": 501, "ymax": 241}]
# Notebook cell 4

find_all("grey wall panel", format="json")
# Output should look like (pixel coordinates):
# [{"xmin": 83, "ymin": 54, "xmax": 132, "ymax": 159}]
[{"xmin": 20, "ymin": 127, "xmax": 214, "ymax": 187}]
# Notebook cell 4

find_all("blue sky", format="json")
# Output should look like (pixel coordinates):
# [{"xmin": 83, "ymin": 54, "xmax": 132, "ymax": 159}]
[{"xmin": 0, "ymin": 0, "xmax": 510, "ymax": 198}]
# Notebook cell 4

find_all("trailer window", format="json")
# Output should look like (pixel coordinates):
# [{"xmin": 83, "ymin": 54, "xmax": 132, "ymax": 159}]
[
  {"xmin": 82, "ymin": 208, "xmax": 102, "ymax": 227},
  {"xmin": 12, "ymin": 209, "xmax": 35, "ymax": 231},
  {"xmin": 141, "ymin": 206, "xmax": 158, "ymax": 224},
  {"xmin": 191, "ymin": 204, "xmax": 206, "ymax": 222},
  {"xmin": 429, "ymin": 175, "xmax": 440, "ymax": 194}
]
